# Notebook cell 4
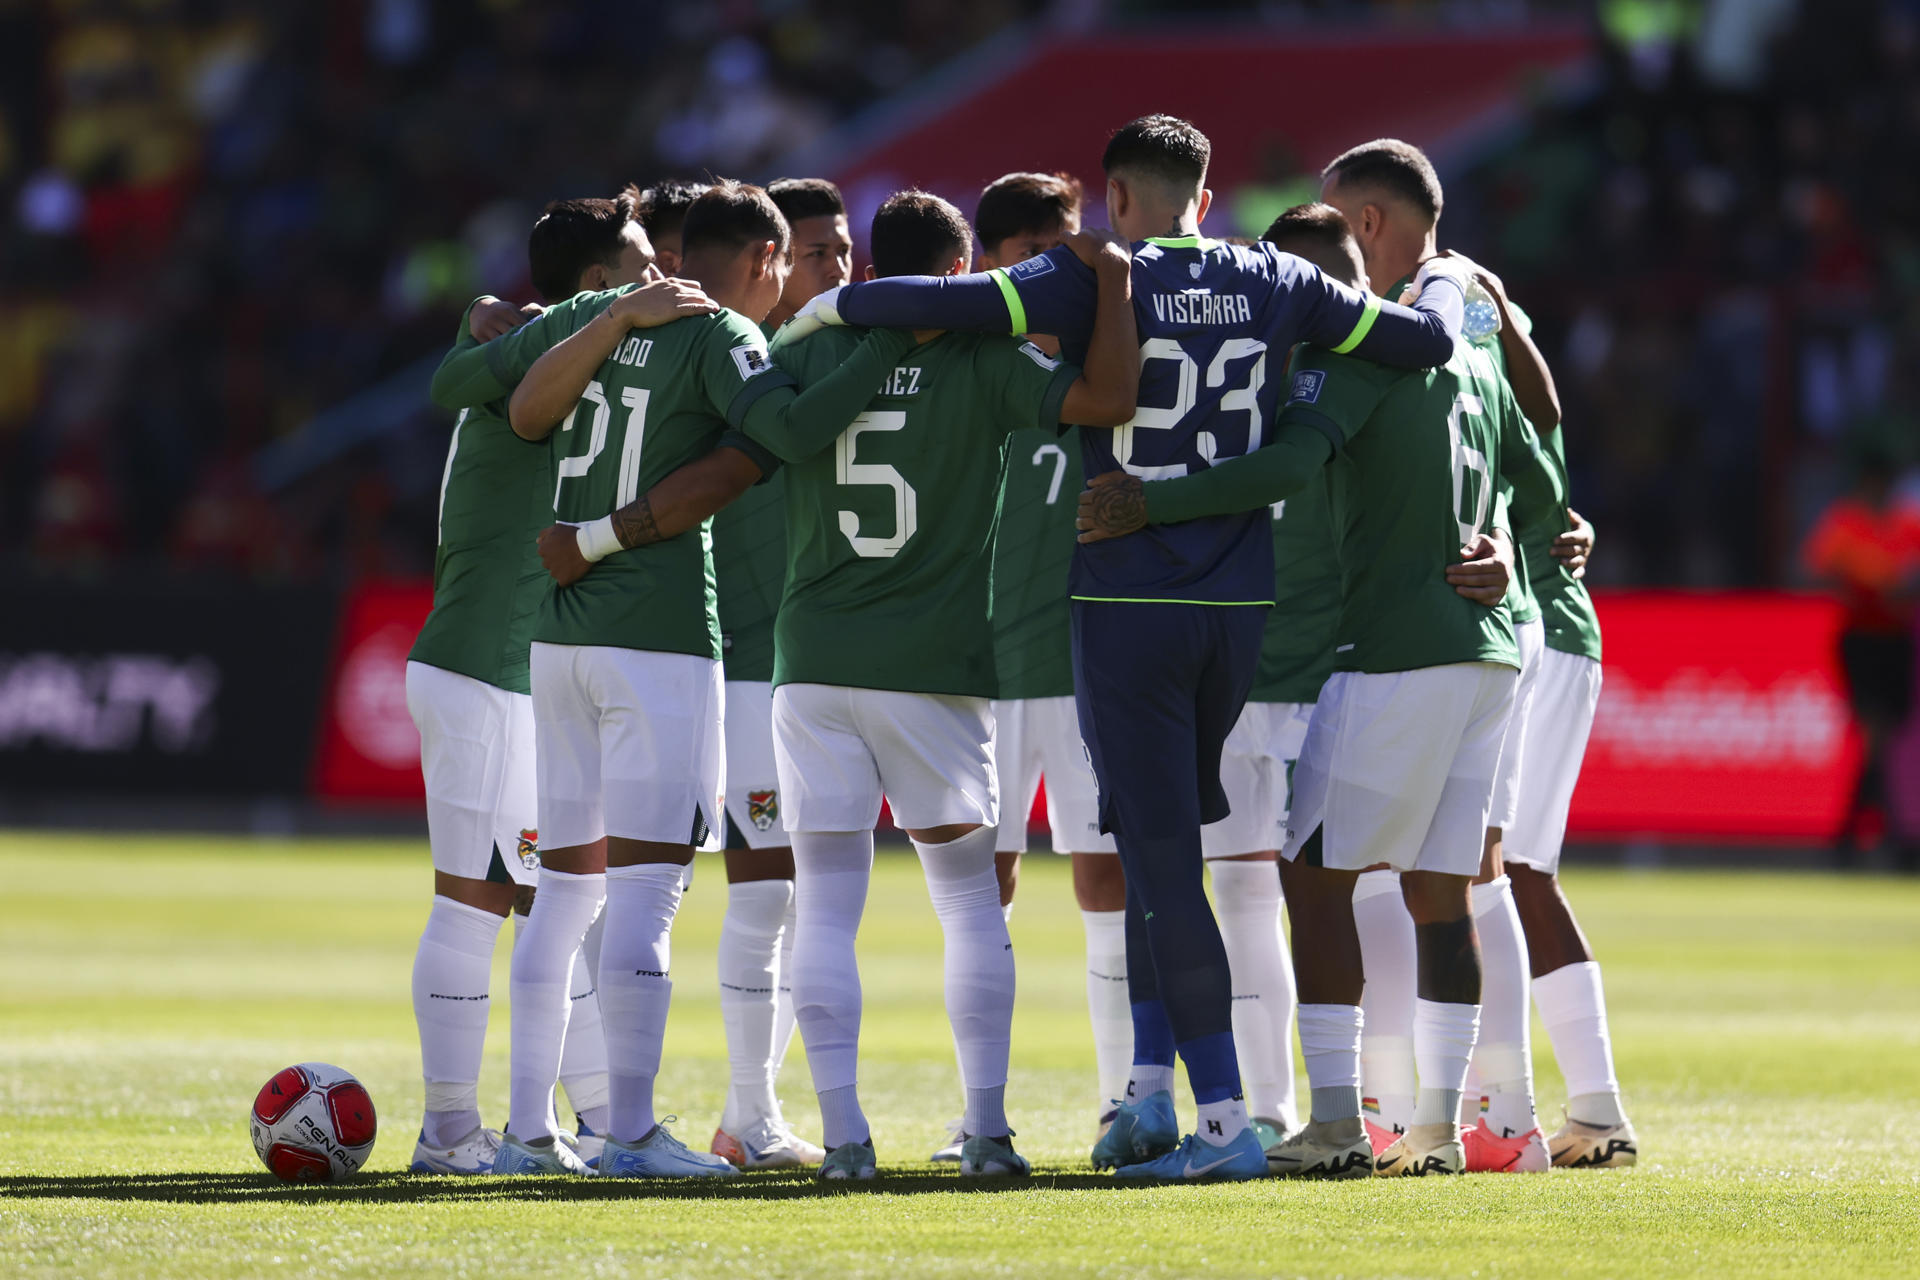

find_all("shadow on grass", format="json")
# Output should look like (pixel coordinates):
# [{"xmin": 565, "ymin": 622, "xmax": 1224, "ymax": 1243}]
[{"xmin": 0, "ymin": 1167, "xmax": 1129, "ymax": 1205}]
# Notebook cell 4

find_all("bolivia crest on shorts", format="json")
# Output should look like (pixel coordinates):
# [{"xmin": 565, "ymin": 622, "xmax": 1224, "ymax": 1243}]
[
  {"xmin": 516, "ymin": 828, "xmax": 541, "ymax": 871},
  {"xmin": 747, "ymin": 789, "xmax": 779, "ymax": 831}
]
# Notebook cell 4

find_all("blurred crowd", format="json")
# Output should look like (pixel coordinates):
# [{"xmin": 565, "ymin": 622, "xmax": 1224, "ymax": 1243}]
[{"xmin": 0, "ymin": 0, "xmax": 1912, "ymax": 587}]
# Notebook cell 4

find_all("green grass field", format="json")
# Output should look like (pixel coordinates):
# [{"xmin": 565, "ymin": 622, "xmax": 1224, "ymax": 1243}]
[{"xmin": 2, "ymin": 833, "xmax": 1917, "ymax": 1278}]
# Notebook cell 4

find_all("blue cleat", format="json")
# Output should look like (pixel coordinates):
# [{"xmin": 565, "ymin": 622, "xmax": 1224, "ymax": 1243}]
[
  {"xmin": 598, "ymin": 1119, "xmax": 739, "ymax": 1179},
  {"xmin": 1090, "ymin": 1091, "xmax": 1180, "ymax": 1170},
  {"xmin": 1112, "ymin": 1127, "xmax": 1269, "ymax": 1182}
]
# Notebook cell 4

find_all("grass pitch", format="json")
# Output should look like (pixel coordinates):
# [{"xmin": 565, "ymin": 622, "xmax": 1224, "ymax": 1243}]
[{"xmin": 1, "ymin": 833, "xmax": 1916, "ymax": 1279}]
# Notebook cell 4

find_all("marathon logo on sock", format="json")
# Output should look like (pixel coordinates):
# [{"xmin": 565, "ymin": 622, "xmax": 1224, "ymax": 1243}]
[
  {"xmin": 1206, "ymin": 1119, "xmax": 1223, "ymax": 1136},
  {"xmin": 1288, "ymin": 369, "xmax": 1325, "ymax": 406}
]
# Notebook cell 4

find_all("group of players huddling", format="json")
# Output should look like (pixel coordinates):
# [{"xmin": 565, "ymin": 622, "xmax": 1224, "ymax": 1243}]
[{"xmin": 403, "ymin": 112, "xmax": 1638, "ymax": 1183}]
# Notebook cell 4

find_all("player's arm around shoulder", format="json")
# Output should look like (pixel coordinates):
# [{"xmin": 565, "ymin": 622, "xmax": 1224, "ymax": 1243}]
[
  {"xmin": 507, "ymin": 280, "xmax": 719, "ymax": 440},
  {"xmin": 737, "ymin": 322, "xmax": 915, "ymax": 463},
  {"xmin": 1056, "ymin": 231, "xmax": 1138, "ymax": 428}
]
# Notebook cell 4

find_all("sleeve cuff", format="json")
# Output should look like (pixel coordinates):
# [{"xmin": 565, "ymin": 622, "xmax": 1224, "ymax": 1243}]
[
  {"xmin": 1037, "ymin": 363, "xmax": 1078, "ymax": 431},
  {"xmin": 1281, "ymin": 406, "xmax": 1349, "ymax": 453},
  {"xmin": 723, "ymin": 368, "xmax": 798, "ymax": 428},
  {"xmin": 718, "ymin": 429, "xmax": 781, "ymax": 480}
]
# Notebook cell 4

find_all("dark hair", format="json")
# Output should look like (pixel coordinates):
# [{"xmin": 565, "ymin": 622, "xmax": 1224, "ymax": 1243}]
[
  {"xmin": 1262, "ymin": 202, "xmax": 1362, "ymax": 287},
  {"xmin": 870, "ymin": 190, "xmax": 972, "ymax": 279},
  {"xmin": 766, "ymin": 177, "xmax": 845, "ymax": 227},
  {"xmin": 636, "ymin": 179, "xmax": 710, "ymax": 242},
  {"xmin": 1322, "ymin": 138, "xmax": 1444, "ymax": 222},
  {"xmin": 974, "ymin": 171, "xmax": 1083, "ymax": 252},
  {"xmin": 680, "ymin": 180, "xmax": 790, "ymax": 259},
  {"xmin": 527, "ymin": 187, "xmax": 640, "ymax": 303},
  {"xmin": 1102, "ymin": 114, "xmax": 1210, "ymax": 194}
]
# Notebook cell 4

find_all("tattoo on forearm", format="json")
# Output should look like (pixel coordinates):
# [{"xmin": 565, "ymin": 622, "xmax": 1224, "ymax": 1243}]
[
  {"xmin": 613, "ymin": 496, "xmax": 660, "ymax": 549},
  {"xmin": 1091, "ymin": 478, "xmax": 1147, "ymax": 537}
]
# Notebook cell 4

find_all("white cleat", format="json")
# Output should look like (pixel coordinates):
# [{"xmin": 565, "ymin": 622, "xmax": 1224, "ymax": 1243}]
[
  {"xmin": 409, "ymin": 1125, "xmax": 503, "ymax": 1175},
  {"xmin": 711, "ymin": 1117, "xmax": 826, "ymax": 1169},
  {"xmin": 1265, "ymin": 1117, "xmax": 1374, "ymax": 1179},
  {"xmin": 1549, "ymin": 1114, "xmax": 1639, "ymax": 1169},
  {"xmin": 929, "ymin": 1116, "xmax": 966, "ymax": 1163},
  {"xmin": 489, "ymin": 1131, "xmax": 591, "ymax": 1176},
  {"xmin": 1374, "ymin": 1121, "xmax": 1466, "ymax": 1176}
]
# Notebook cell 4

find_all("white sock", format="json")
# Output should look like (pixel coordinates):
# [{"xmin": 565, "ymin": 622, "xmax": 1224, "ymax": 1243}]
[
  {"xmin": 772, "ymin": 896, "xmax": 798, "ymax": 1071},
  {"xmin": 1210, "ymin": 860, "xmax": 1298, "ymax": 1130},
  {"xmin": 557, "ymin": 907, "xmax": 609, "ymax": 1134},
  {"xmin": 507, "ymin": 869, "xmax": 604, "ymax": 1141},
  {"xmin": 1534, "ymin": 960, "xmax": 1627, "ymax": 1126},
  {"xmin": 1080, "ymin": 908, "xmax": 1132, "ymax": 1109},
  {"xmin": 412, "ymin": 896, "xmax": 507, "ymax": 1146},
  {"xmin": 1127, "ymin": 1064, "xmax": 1176, "ymax": 1103},
  {"xmin": 597, "ymin": 862, "xmax": 685, "ymax": 1144},
  {"xmin": 913, "ymin": 827, "xmax": 1014, "ymax": 1140},
  {"xmin": 717, "ymin": 878, "xmax": 792, "ymax": 1134},
  {"xmin": 1472, "ymin": 875, "xmax": 1536, "ymax": 1137},
  {"xmin": 1297, "ymin": 1003, "xmax": 1363, "ymax": 1122},
  {"xmin": 1411, "ymin": 998, "xmax": 1481, "ymax": 1127},
  {"xmin": 1354, "ymin": 870, "xmax": 1416, "ymax": 1135},
  {"xmin": 1196, "ymin": 1095, "xmax": 1250, "ymax": 1145},
  {"xmin": 791, "ymin": 831, "xmax": 874, "ymax": 1147}
]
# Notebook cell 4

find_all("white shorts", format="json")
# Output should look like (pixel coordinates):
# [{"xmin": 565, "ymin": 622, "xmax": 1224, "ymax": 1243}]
[
  {"xmin": 1283, "ymin": 662, "xmax": 1517, "ymax": 878},
  {"xmin": 991, "ymin": 696, "xmax": 1114, "ymax": 855},
  {"xmin": 722, "ymin": 680, "xmax": 787, "ymax": 850},
  {"xmin": 773, "ymin": 683, "xmax": 997, "ymax": 834},
  {"xmin": 1488, "ymin": 619, "xmax": 1546, "ymax": 832},
  {"xmin": 1201, "ymin": 700, "xmax": 1315, "ymax": 859},
  {"xmin": 529, "ymin": 642, "xmax": 725, "ymax": 851},
  {"xmin": 406, "ymin": 661, "xmax": 540, "ymax": 886},
  {"xmin": 1506, "ymin": 648, "xmax": 1603, "ymax": 875}
]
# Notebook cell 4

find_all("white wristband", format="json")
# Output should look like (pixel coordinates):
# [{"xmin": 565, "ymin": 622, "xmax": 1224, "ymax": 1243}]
[{"xmin": 575, "ymin": 515, "xmax": 623, "ymax": 563}]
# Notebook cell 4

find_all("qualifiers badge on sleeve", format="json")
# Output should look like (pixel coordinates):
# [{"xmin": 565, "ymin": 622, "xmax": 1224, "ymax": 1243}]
[
  {"xmin": 1288, "ymin": 369, "xmax": 1326, "ymax": 406},
  {"xmin": 731, "ymin": 344, "xmax": 772, "ymax": 381}
]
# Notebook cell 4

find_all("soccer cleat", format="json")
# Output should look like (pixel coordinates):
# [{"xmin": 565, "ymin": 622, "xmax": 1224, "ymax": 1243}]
[
  {"xmin": 1250, "ymin": 1116, "xmax": 1287, "ymax": 1152},
  {"xmin": 818, "ymin": 1138, "xmax": 878, "ymax": 1181},
  {"xmin": 929, "ymin": 1116, "xmax": 966, "ymax": 1163},
  {"xmin": 1464, "ymin": 1120, "xmax": 1550, "ymax": 1173},
  {"xmin": 1549, "ymin": 1114, "xmax": 1639, "ymax": 1169},
  {"xmin": 409, "ymin": 1125, "xmax": 502, "ymax": 1175},
  {"xmin": 563, "ymin": 1119, "xmax": 605, "ymax": 1171},
  {"xmin": 1112, "ymin": 1128, "xmax": 1268, "ymax": 1182},
  {"xmin": 1090, "ymin": 1090, "xmax": 1179, "ymax": 1170},
  {"xmin": 1265, "ymin": 1117, "xmax": 1373, "ymax": 1179},
  {"xmin": 1374, "ymin": 1121, "xmax": 1466, "ymax": 1176},
  {"xmin": 489, "ymin": 1131, "xmax": 591, "ymax": 1176},
  {"xmin": 1364, "ymin": 1118, "xmax": 1404, "ymax": 1157},
  {"xmin": 711, "ymin": 1117, "xmax": 826, "ymax": 1170},
  {"xmin": 958, "ymin": 1133, "xmax": 1030, "ymax": 1177},
  {"xmin": 1095, "ymin": 1105, "xmax": 1119, "ymax": 1143},
  {"xmin": 598, "ymin": 1119, "xmax": 739, "ymax": 1179}
]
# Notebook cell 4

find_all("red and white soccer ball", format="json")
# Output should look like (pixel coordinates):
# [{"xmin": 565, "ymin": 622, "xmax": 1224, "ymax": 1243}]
[{"xmin": 249, "ymin": 1062, "xmax": 378, "ymax": 1182}]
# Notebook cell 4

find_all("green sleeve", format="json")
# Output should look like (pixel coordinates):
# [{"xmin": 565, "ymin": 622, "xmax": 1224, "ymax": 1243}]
[
  {"xmin": 979, "ymin": 337, "xmax": 1079, "ymax": 435},
  {"xmin": 740, "ymin": 327, "xmax": 917, "ymax": 463},
  {"xmin": 1143, "ymin": 422, "xmax": 1333, "ymax": 525},
  {"xmin": 1273, "ymin": 348, "xmax": 1400, "ymax": 451},
  {"xmin": 1496, "ymin": 382, "xmax": 1565, "ymax": 525},
  {"xmin": 428, "ymin": 293, "xmax": 589, "ymax": 409}
]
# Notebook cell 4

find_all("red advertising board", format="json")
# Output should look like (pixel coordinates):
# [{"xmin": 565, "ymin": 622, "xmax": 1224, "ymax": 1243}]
[
  {"xmin": 1569, "ymin": 592, "xmax": 1860, "ymax": 842},
  {"xmin": 310, "ymin": 580, "xmax": 433, "ymax": 802}
]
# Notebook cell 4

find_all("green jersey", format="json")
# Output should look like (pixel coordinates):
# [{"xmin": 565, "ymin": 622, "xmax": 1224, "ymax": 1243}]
[
  {"xmin": 763, "ymin": 328, "xmax": 1077, "ymax": 698},
  {"xmin": 991, "ymin": 428, "xmax": 1079, "ymax": 700},
  {"xmin": 456, "ymin": 287, "xmax": 798, "ymax": 658},
  {"xmin": 1278, "ymin": 342, "xmax": 1562, "ymax": 675},
  {"xmin": 409, "ymin": 316, "xmax": 554, "ymax": 692},
  {"xmin": 1471, "ymin": 303, "xmax": 1542, "ymax": 624},
  {"xmin": 1522, "ymin": 426, "xmax": 1603, "ymax": 661},
  {"xmin": 710, "ymin": 318, "xmax": 791, "ymax": 683},
  {"xmin": 1252, "ymin": 472, "xmax": 1341, "ymax": 703}
]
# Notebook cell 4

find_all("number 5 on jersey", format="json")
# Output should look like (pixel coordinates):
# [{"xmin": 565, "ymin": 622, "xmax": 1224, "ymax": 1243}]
[{"xmin": 836, "ymin": 411, "xmax": 917, "ymax": 558}]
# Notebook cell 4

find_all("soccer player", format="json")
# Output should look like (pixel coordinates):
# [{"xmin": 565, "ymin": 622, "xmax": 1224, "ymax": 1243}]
[
  {"xmin": 701, "ymin": 177, "xmax": 852, "ymax": 1171},
  {"xmin": 1076, "ymin": 234, "xmax": 1563, "ymax": 1177},
  {"xmin": 434, "ymin": 180, "xmax": 911, "ymax": 1178},
  {"xmin": 1317, "ymin": 140, "xmax": 1565, "ymax": 1173},
  {"xmin": 958, "ymin": 170, "xmax": 1128, "ymax": 1155},
  {"xmin": 636, "ymin": 180, "xmax": 709, "ymax": 276},
  {"xmin": 782, "ymin": 115, "xmax": 1470, "ymax": 1179},
  {"xmin": 408, "ymin": 190, "xmax": 698, "ymax": 1175}
]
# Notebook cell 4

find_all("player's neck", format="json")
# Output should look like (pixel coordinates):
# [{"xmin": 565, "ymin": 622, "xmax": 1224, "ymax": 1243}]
[
  {"xmin": 678, "ymin": 251, "xmax": 754, "ymax": 318},
  {"xmin": 763, "ymin": 299, "xmax": 800, "ymax": 331}
]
